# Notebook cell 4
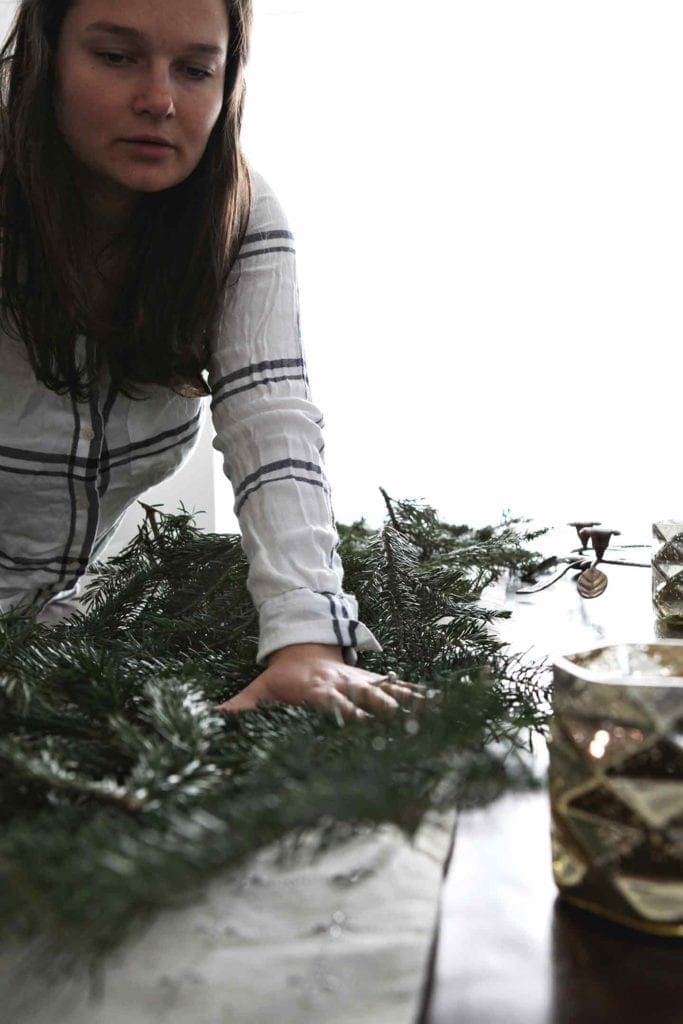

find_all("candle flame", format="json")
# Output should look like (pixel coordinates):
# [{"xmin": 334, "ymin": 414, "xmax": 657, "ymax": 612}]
[{"xmin": 588, "ymin": 728, "xmax": 611, "ymax": 759}]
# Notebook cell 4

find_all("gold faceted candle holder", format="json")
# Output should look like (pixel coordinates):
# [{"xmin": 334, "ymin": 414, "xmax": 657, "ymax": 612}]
[
  {"xmin": 550, "ymin": 643, "xmax": 683, "ymax": 936},
  {"xmin": 652, "ymin": 520, "xmax": 683, "ymax": 626}
]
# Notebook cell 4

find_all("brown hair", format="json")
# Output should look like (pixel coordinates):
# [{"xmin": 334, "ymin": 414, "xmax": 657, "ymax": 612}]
[{"xmin": 0, "ymin": 0, "xmax": 253, "ymax": 399}]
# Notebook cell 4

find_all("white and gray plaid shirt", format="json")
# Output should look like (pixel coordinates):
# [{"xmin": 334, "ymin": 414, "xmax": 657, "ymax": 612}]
[{"xmin": 0, "ymin": 170, "xmax": 381, "ymax": 666}]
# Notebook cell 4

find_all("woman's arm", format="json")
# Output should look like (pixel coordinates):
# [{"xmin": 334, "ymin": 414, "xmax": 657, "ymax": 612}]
[
  {"xmin": 208, "ymin": 171, "xmax": 419, "ymax": 715},
  {"xmin": 208, "ymin": 172, "xmax": 380, "ymax": 661}
]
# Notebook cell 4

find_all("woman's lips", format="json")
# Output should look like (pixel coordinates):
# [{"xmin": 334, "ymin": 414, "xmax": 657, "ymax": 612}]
[{"xmin": 122, "ymin": 139, "xmax": 175, "ymax": 157}]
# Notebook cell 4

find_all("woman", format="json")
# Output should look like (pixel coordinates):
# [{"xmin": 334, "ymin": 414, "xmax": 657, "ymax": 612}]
[{"xmin": 0, "ymin": 0, "xmax": 418, "ymax": 719}]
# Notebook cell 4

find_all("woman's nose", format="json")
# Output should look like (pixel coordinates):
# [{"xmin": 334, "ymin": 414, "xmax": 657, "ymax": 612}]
[{"xmin": 132, "ymin": 70, "xmax": 175, "ymax": 118}]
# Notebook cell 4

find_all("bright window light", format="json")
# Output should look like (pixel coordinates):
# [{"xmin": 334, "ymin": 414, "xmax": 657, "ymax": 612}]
[{"xmin": 221, "ymin": 0, "xmax": 683, "ymax": 539}]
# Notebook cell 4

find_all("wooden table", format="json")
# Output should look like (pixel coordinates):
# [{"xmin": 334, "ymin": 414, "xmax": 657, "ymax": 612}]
[
  {"xmin": 7, "ymin": 548, "xmax": 681, "ymax": 1023},
  {"xmin": 424, "ymin": 557, "xmax": 683, "ymax": 1024}
]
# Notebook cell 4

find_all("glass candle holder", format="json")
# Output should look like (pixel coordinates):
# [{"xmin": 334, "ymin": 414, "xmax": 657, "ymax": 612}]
[
  {"xmin": 652, "ymin": 521, "xmax": 683, "ymax": 626},
  {"xmin": 549, "ymin": 642, "xmax": 683, "ymax": 936}
]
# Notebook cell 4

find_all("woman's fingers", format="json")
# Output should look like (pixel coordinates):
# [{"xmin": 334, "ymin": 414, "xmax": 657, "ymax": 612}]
[
  {"xmin": 216, "ymin": 683, "xmax": 375, "ymax": 722},
  {"xmin": 378, "ymin": 682, "xmax": 427, "ymax": 707},
  {"xmin": 325, "ymin": 689, "xmax": 372, "ymax": 723},
  {"xmin": 214, "ymin": 694, "xmax": 256, "ymax": 713},
  {"xmin": 365, "ymin": 673, "xmax": 430, "ymax": 706},
  {"xmin": 367, "ymin": 674, "xmax": 425, "ymax": 692},
  {"xmin": 386, "ymin": 680, "xmax": 427, "ymax": 693},
  {"xmin": 337, "ymin": 677, "xmax": 401, "ymax": 716},
  {"xmin": 370, "ymin": 675, "xmax": 428, "ymax": 696},
  {"xmin": 212, "ymin": 669, "xmax": 437, "ymax": 722},
  {"xmin": 214, "ymin": 679, "xmax": 268, "ymax": 714}
]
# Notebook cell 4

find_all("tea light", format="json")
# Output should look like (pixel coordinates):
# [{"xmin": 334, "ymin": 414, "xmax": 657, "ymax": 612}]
[{"xmin": 550, "ymin": 642, "xmax": 683, "ymax": 936}]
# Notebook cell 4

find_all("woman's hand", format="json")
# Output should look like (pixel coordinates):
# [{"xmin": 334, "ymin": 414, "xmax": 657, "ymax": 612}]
[{"xmin": 213, "ymin": 642, "xmax": 425, "ymax": 720}]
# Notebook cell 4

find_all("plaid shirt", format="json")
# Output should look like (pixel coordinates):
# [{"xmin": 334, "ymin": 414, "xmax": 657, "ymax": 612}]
[{"xmin": 0, "ymin": 170, "xmax": 381, "ymax": 667}]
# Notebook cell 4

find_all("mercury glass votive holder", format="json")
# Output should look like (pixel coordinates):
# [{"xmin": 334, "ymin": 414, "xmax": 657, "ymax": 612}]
[
  {"xmin": 652, "ymin": 521, "xmax": 683, "ymax": 627},
  {"xmin": 549, "ymin": 642, "xmax": 683, "ymax": 936}
]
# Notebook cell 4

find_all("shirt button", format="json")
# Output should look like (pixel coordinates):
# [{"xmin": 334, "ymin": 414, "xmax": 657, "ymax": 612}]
[
  {"xmin": 81, "ymin": 427, "xmax": 95, "ymax": 442},
  {"xmin": 77, "ymin": 498, "xmax": 88, "ymax": 511}
]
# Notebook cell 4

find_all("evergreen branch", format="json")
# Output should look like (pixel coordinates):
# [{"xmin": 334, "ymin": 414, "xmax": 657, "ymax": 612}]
[
  {"xmin": 0, "ymin": 493, "xmax": 549, "ymax": 967},
  {"xmin": 379, "ymin": 485, "xmax": 401, "ymax": 531},
  {"xmin": 0, "ymin": 740, "xmax": 143, "ymax": 814}
]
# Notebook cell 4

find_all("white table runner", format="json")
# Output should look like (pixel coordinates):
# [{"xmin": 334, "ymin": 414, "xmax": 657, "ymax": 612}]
[{"xmin": 3, "ymin": 809, "xmax": 456, "ymax": 1024}]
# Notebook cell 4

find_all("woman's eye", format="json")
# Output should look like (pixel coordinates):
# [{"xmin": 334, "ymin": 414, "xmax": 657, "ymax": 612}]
[
  {"xmin": 184, "ymin": 66, "xmax": 213, "ymax": 81},
  {"xmin": 97, "ymin": 51, "xmax": 131, "ymax": 66},
  {"xmin": 95, "ymin": 52, "xmax": 212, "ymax": 80}
]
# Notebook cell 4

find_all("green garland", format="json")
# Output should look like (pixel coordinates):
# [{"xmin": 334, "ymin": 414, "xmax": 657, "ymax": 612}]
[{"xmin": 0, "ymin": 490, "xmax": 549, "ymax": 968}]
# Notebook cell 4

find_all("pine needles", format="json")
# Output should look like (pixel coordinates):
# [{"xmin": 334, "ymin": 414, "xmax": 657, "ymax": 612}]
[{"xmin": 0, "ymin": 492, "xmax": 550, "ymax": 966}]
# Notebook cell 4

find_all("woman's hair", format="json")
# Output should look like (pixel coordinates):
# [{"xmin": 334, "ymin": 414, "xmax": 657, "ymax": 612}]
[{"xmin": 0, "ymin": 0, "xmax": 253, "ymax": 399}]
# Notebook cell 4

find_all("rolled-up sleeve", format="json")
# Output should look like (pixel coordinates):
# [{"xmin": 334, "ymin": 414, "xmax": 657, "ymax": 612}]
[{"xmin": 208, "ymin": 170, "xmax": 383, "ymax": 667}]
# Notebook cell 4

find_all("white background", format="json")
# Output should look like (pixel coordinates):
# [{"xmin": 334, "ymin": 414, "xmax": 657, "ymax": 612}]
[
  {"xmin": 2, "ymin": 1, "xmax": 680, "ymax": 544},
  {"xmin": 240, "ymin": 0, "xmax": 682, "ymax": 543}
]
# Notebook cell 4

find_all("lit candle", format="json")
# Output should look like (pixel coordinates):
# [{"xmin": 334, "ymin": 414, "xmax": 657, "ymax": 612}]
[{"xmin": 550, "ymin": 642, "xmax": 683, "ymax": 936}]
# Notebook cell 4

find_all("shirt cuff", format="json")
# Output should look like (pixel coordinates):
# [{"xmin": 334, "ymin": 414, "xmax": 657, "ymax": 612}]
[{"xmin": 256, "ymin": 588, "xmax": 383, "ymax": 667}]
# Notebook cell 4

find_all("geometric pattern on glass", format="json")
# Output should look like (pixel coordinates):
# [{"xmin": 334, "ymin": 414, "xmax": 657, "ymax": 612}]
[
  {"xmin": 632, "ymin": 690, "xmax": 683, "ymax": 733},
  {"xmin": 551, "ymin": 825, "xmax": 588, "ymax": 888},
  {"xmin": 612, "ymin": 737, "xmax": 683, "ymax": 777},
  {"xmin": 551, "ymin": 643, "xmax": 683, "ymax": 935},
  {"xmin": 653, "ymin": 521, "xmax": 683, "ymax": 625},
  {"xmin": 671, "ymin": 726, "xmax": 683, "ymax": 755},
  {"xmin": 547, "ymin": 727, "xmax": 595, "ymax": 802},
  {"xmin": 653, "ymin": 521, "xmax": 683, "ymax": 547},
  {"xmin": 564, "ymin": 808, "xmax": 645, "ymax": 867},
  {"xmin": 552, "ymin": 683, "xmax": 654, "ymax": 731},
  {"xmin": 612, "ymin": 874, "xmax": 683, "ymax": 923},
  {"xmin": 605, "ymin": 778, "xmax": 683, "ymax": 829},
  {"xmin": 559, "ymin": 714, "xmax": 650, "ymax": 767}
]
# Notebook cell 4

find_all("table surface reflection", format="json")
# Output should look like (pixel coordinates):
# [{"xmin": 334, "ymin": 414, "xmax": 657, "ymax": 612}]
[{"xmin": 426, "ymin": 555, "xmax": 683, "ymax": 1024}]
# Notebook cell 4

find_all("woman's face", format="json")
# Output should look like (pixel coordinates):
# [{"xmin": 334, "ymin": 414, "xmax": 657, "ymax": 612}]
[{"xmin": 53, "ymin": 0, "xmax": 229, "ymax": 224}]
